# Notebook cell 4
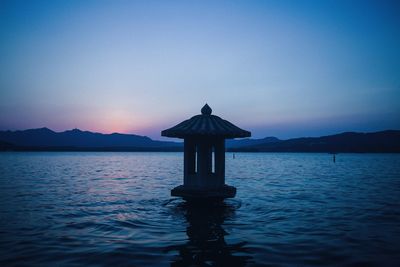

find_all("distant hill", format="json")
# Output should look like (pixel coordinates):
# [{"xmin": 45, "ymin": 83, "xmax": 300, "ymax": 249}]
[
  {"xmin": 0, "ymin": 128, "xmax": 399, "ymax": 152},
  {"xmin": 0, "ymin": 140, "xmax": 15, "ymax": 150},
  {"xmin": 230, "ymin": 130, "xmax": 400, "ymax": 153},
  {"xmin": 0, "ymin": 128, "xmax": 181, "ymax": 151},
  {"xmin": 226, "ymin": 137, "xmax": 280, "ymax": 148}
]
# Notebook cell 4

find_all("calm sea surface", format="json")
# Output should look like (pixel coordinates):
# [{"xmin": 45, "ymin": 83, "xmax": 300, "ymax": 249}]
[{"xmin": 0, "ymin": 152, "xmax": 399, "ymax": 266}]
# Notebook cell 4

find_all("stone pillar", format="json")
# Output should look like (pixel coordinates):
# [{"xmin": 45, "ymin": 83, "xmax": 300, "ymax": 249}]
[
  {"xmin": 197, "ymin": 142, "xmax": 207, "ymax": 176},
  {"xmin": 214, "ymin": 138, "xmax": 225, "ymax": 186},
  {"xmin": 183, "ymin": 138, "xmax": 196, "ymax": 186},
  {"xmin": 197, "ymin": 140, "xmax": 212, "ymax": 187}
]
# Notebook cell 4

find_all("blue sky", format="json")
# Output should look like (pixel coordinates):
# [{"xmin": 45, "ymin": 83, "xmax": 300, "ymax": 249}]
[{"xmin": 0, "ymin": 0, "xmax": 399, "ymax": 139}]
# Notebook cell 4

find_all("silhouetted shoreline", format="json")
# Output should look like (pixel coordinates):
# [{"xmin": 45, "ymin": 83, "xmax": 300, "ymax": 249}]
[{"xmin": 0, "ymin": 128, "xmax": 399, "ymax": 153}]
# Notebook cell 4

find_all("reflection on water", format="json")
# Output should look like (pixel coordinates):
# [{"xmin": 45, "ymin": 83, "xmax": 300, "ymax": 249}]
[{"xmin": 166, "ymin": 200, "xmax": 251, "ymax": 267}]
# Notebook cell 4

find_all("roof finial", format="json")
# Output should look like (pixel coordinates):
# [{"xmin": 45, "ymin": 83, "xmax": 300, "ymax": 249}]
[{"xmin": 201, "ymin": 103, "xmax": 212, "ymax": 115}]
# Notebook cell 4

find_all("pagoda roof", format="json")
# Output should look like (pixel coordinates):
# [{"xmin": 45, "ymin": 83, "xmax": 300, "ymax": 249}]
[{"xmin": 161, "ymin": 104, "xmax": 251, "ymax": 139}]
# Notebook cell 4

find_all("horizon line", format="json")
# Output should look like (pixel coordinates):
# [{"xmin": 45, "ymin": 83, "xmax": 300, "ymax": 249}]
[{"xmin": 1, "ymin": 126, "xmax": 399, "ymax": 141}]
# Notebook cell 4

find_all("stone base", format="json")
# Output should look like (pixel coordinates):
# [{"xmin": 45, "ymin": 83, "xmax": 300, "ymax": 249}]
[{"xmin": 171, "ymin": 184, "xmax": 236, "ymax": 200}]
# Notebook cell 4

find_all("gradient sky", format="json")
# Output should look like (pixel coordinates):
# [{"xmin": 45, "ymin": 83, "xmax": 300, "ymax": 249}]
[{"xmin": 0, "ymin": 0, "xmax": 399, "ymax": 139}]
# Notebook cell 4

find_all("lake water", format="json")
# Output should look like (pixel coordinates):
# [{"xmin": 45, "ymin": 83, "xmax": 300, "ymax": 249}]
[{"xmin": 0, "ymin": 152, "xmax": 399, "ymax": 266}]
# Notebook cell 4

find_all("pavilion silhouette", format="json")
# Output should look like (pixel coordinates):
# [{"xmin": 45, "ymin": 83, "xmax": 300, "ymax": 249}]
[{"xmin": 162, "ymin": 104, "xmax": 251, "ymax": 200}]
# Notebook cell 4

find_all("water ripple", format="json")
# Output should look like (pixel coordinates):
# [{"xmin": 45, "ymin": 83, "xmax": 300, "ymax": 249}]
[{"xmin": 0, "ymin": 152, "xmax": 399, "ymax": 266}]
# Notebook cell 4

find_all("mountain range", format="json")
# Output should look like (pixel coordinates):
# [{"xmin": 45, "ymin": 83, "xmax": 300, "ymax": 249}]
[
  {"xmin": 0, "ymin": 128, "xmax": 399, "ymax": 152},
  {"xmin": 230, "ymin": 130, "xmax": 400, "ymax": 153},
  {"xmin": 0, "ymin": 128, "xmax": 180, "ymax": 151}
]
